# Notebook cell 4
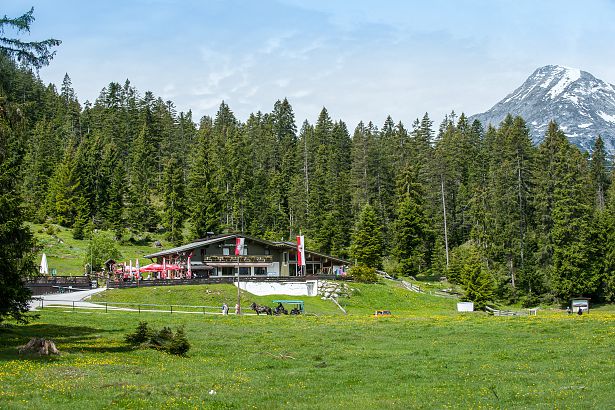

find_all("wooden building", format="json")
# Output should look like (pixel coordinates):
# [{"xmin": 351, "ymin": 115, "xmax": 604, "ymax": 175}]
[{"xmin": 143, "ymin": 234, "xmax": 348, "ymax": 278}]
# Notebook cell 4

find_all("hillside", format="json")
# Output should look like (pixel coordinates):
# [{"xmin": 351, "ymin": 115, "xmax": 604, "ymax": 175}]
[{"xmin": 31, "ymin": 223, "xmax": 160, "ymax": 276}]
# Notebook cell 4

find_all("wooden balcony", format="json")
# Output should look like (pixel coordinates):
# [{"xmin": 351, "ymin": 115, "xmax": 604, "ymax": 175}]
[{"xmin": 202, "ymin": 255, "xmax": 273, "ymax": 263}]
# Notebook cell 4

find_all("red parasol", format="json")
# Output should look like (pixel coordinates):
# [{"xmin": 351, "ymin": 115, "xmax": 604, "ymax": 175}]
[{"xmin": 140, "ymin": 263, "xmax": 165, "ymax": 272}]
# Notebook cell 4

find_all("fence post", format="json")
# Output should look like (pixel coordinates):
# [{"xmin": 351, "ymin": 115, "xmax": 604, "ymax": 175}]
[
  {"xmin": 105, "ymin": 302, "xmax": 108, "ymax": 313},
  {"xmin": 72, "ymin": 301, "xmax": 75, "ymax": 312},
  {"xmin": 40, "ymin": 298, "xmax": 43, "ymax": 309},
  {"xmin": 138, "ymin": 304, "xmax": 141, "ymax": 314},
  {"xmin": 170, "ymin": 305, "xmax": 173, "ymax": 314}
]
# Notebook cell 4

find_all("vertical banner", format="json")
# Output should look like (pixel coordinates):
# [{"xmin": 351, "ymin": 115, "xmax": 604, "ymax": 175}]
[
  {"xmin": 136, "ymin": 259, "xmax": 140, "ymax": 282},
  {"xmin": 297, "ymin": 235, "xmax": 306, "ymax": 273},
  {"xmin": 187, "ymin": 252, "xmax": 192, "ymax": 279},
  {"xmin": 235, "ymin": 237, "xmax": 245, "ymax": 256},
  {"xmin": 163, "ymin": 257, "xmax": 167, "ymax": 280}
]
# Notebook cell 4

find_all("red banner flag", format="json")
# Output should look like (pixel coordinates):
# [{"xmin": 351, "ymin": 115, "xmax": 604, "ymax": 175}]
[
  {"xmin": 235, "ymin": 237, "xmax": 245, "ymax": 256},
  {"xmin": 297, "ymin": 235, "xmax": 306, "ymax": 267}
]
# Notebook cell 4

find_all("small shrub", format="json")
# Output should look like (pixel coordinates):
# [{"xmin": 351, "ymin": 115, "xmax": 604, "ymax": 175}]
[
  {"xmin": 168, "ymin": 326, "xmax": 190, "ymax": 356},
  {"xmin": 125, "ymin": 323, "xmax": 190, "ymax": 356},
  {"xmin": 125, "ymin": 321, "xmax": 152, "ymax": 345},
  {"xmin": 150, "ymin": 326, "xmax": 174, "ymax": 350},
  {"xmin": 348, "ymin": 265, "xmax": 379, "ymax": 283}
]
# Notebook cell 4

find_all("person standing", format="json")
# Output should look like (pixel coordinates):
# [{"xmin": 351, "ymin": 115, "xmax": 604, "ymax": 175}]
[
  {"xmin": 222, "ymin": 303, "xmax": 228, "ymax": 315},
  {"xmin": 235, "ymin": 303, "xmax": 240, "ymax": 315}
]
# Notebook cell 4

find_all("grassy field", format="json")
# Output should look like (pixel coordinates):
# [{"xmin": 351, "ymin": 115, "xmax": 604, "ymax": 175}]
[{"xmin": 1, "ymin": 282, "xmax": 614, "ymax": 409}]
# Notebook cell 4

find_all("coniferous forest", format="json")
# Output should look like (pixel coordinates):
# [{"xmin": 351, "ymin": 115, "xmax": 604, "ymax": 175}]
[{"xmin": 2, "ymin": 18, "xmax": 615, "ymax": 311}]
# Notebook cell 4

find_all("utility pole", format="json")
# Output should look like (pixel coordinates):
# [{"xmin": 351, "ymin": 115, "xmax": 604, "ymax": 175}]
[{"xmin": 236, "ymin": 252, "xmax": 241, "ymax": 314}]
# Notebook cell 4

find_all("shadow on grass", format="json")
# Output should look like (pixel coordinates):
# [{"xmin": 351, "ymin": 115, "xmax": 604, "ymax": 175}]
[{"xmin": 0, "ymin": 323, "xmax": 130, "ymax": 361}]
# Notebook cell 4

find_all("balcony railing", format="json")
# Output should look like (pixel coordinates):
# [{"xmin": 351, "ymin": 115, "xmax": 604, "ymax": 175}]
[{"xmin": 202, "ymin": 255, "xmax": 273, "ymax": 263}]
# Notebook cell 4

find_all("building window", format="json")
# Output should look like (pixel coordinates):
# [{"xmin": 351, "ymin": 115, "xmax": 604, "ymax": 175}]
[
  {"xmin": 283, "ymin": 252, "xmax": 288, "ymax": 265},
  {"xmin": 254, "ymin": 267, "xmax": 267, "ymax": 275},
  {"xmin": 223, "ymin": 248, "xmax": 230, "ymax": 256},
  {"xmin": 239, "ymin": 267, "xmax": 251, "ymax": 275},
  {"xmin": 264, "ymin": 248, "xmax": 270, "ymax": 255},
  {"xmin": 289, "ymin": 252, "xmax": 297, "ymax": 262}
]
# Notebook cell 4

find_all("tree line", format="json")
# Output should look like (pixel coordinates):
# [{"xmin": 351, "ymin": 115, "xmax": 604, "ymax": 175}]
[{"xmin": 2, "ymin": 10, "xmax": 615, "ymax": 324}]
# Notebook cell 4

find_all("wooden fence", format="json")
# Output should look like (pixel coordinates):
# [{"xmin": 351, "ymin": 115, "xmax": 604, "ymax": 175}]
[{"xmin": 25, "ymin": 276, "xmax": 93, "ymax": 295}]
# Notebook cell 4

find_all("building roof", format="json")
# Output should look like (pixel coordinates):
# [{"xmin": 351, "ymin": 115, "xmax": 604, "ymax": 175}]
[{"xmin": 143, "ymin": 233, "xmax": 349, "ymax": 264}]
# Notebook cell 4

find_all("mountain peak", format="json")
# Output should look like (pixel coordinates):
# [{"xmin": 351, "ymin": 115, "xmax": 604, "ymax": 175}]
[{"xmin": 470, "ymin": 65, "xmax": 615, "ymax": 152}]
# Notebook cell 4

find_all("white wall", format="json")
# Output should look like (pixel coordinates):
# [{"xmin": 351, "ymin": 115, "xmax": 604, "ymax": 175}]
[{"xmin": 238, "ymin": 280, "xmax": 318, "ymax": 296}]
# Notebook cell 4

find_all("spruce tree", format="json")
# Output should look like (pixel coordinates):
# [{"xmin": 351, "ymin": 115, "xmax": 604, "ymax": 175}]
[
  {"xmin": 590, "ymin": 135, "xmax": 609, "ymax": 211},
  {"xmin": 162, "ymin": 155, "xmax": 186, "ymax": 245},
  {"xmin": 45, "ymin": 145, "xmax": 80, "ymax": 226},
  {"xmin": 349, "ymin": 203, "xmax": 383, "ymax": 269},
  {"xmin": 188, "ymin": 117, "xmax": 222, "ymax": 239},
  {"xmin": 393, "ymin": 165, "xmax": 430, "ymax": 277},
  {"xmin": 451, "ymin": 242, "xmax": 495, "ymax": 310},
  {"xmin": 535, "ymin": 122, "xmax": 599, "ymax": 301},
  {"xmin": 0, "ymin": 8, "xmax": 58, "ymax": 323}
]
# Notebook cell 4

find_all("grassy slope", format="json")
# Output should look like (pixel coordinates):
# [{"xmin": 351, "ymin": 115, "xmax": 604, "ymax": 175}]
[
  {"xmin": 1, "ymin": 308, "xmax": 613, "ymax": 409},
  {"xmin": 89, "ymin": 280, "xmax": 457, "ymax": 316},
  {"xmin": 91, "ymin": 284, "xmax": 343, "ymax": 316},
  {"xmin": 30, "ymin": 223, "xmax": 160, "ymax": 276}
]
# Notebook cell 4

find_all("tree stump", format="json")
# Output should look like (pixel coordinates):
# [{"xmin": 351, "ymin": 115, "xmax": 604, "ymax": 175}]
[{"xmin": 18, "ymin": 338, "xmax": 60, "ymax": 355}]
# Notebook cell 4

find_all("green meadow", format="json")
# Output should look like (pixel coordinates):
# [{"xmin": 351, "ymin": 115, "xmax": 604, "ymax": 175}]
[{"xmin": 2, "ymin": 281, "xmax": 614, "ymax": 409}]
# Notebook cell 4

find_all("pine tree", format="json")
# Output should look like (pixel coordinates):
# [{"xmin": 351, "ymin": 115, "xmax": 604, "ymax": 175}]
[
  {"xmin": 0, "ymin": 8, "xmax": 61, "ymax": 69},
  {"xmin": 72, "ymin": 193, "xmax": 89, "ymax": 240},
  {"xmin": 0, "ymin": 8, "xmax": 58, "ymax": 323},
  {"xmin": 45, "ymin": 145, "xmax": 80, "ymax": 226},
  {"xmin": 349, "ymin": 203, "xmax": 383, "ymax": 269},
  {"xmin": 451, "ymin": 242, "xmax": 495, "ymax": 309},
  {"xmin": 393, "ymin": 165, "xmax": 430, "ymax": 277},
  {"xmin": 590, "ymin": 135, "xmax": 609, "ymax": 211},
  {"xmin": 127, "ymin": 123, "xmax": 156, "ymax": 232},
  {"xmin": 480, "ymin": 115, "xmax": 535, "ymax": 295},
  {"xmin": 535, "ymin": 122, "xmax": 599, "ymax": 301},
  {"xmin": 188, "ymin": 117, "xmax": 222, "ymax": 239},
  {"xmin": 162, "ymin": 155, "xmax": 186, "ymax": 245},
  {"xmin": 602, "ymin": 173, "xmax": 615, "ymax": 302}
]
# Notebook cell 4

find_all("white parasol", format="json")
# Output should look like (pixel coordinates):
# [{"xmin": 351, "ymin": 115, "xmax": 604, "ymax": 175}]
[{"xmin": 39, "ymin": 253, "xmax": 49, "ymax": 275}]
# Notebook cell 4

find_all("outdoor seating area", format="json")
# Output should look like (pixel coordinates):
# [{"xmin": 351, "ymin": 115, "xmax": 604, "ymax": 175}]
[{"xmin": 110, "ymin": 260, "xmax": 192, "ymax": 282}]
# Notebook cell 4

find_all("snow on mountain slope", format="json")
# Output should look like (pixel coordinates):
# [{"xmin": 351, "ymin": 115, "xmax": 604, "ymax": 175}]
[{"xmin": 469, "ymin": 65, "xmax": 615, "ymax": 152}]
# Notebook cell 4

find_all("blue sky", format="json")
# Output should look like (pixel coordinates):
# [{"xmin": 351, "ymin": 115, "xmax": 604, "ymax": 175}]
[{"xmin": 5, "ymin": 0, "xmax": 615, "ymax": 128}]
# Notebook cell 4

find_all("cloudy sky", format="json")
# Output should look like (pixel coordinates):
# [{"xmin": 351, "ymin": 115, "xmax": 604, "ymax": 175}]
[{"xmin": 5, "ymin": 0, "xmax": 615, "ymax": 128}]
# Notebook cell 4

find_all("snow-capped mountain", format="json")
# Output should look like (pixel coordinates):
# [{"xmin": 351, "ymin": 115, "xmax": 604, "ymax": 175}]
[{"xmin": 469, "ymin": 65, "xmax": 615, "ymax": 152}]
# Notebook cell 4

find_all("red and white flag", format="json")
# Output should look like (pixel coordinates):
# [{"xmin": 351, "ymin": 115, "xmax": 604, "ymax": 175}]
[
  {"xmin": 186, "ymin": 252, "xmax": 192, "ymax": 279},
  {"xmin": 297, "ymin": 235, "xmax": 306, "ymax": 267},
  {"xmin": 235, "ymin": 237, "xmax": 245, "ymax": 256}
]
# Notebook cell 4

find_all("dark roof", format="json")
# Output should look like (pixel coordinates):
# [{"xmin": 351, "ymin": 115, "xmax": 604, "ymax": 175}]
[
  {"xmin": 143, "ymin": 233, "xmax": 349, "ymax": 264},
  {"xmin": 144, "ymin": 233, "xmax": 283, "ymax": 259}
]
